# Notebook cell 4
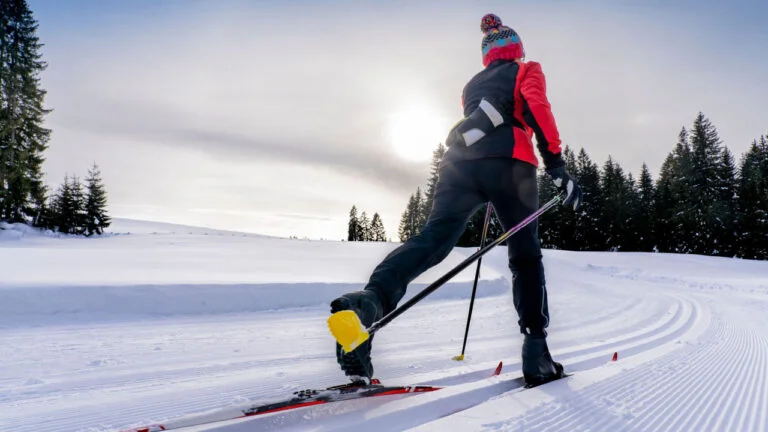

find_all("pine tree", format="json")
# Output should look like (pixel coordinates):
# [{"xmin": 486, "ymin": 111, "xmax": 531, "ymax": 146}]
[
  {"xmin": 457, "ymin": 207, "xmax": 483, "ymax": 247},
  {"xmin": 456, "ymin": 204, "xmax": 505, "ymax": 248},
  {"xmin": 637, "ymin": 163, "xmax": 656, "ymax": 251},
  {"xmin": 84, "ymin": 163, "xmax": 110, "ymax": 236},
  {"xmin": 0, "ymin": 0, "xmax": 51, "ymax": 223},
  {"xmin": 713, "ymin": 147, "xmax": 737, "ymax": 256},
  {"xmin": 558, "ymin": 147, "xmax": 578, "ymax": 250},
  {"xmin": 654, "ymin": 154, "xmax": 677, "ymax": 253},
  {"xmin": 600, "ymin": 157, "xmax": 634, "ymax": 251},
  {"xmin": 410, "ymin": 188, "xmax": 424, "ymax": 236},
  {"xmin": 537, "ymin": 168, "xmax": 561, "ymax": 249},
  {"xmin": 486, "ymin": 209, "xmax": 505, "ymax": 244},
  {"xmin": 623, "ymin": 173, "xmax": 642, "ymax": 251},
  {"xmin": 370, "ymin": 212, "xmax": 386, "ymax": 242},
  {"xmin": 737, "ymin": 136, "xmax": 768, "ymax": 259},
  {"xmin": 539, "ymin": 146, "xmax": 596, "ymax": 251},
  {"xmin": 38, "ymin": 193, "xmax": 56, "ymax": 230},
  {"xmin": 687, "ymin": 113, "xmax": 724, "ymax": 255},
  {"xmin": 573, "ymin": 148, "xmax": 603, "ymax": 251},
  {"xmin": 358, "ymin": 211, "xmax": 371, "ymax": 241},
  {"xmin": 47, "ymin": 181, "xmax": 61, "ymax": 231},
  {"xmin": 52, "ymin": 175, "xmax": 75, "ymax": 234},
  {"xmin": 538, "ymin": 152, "xmax": 564, "ymax": 249},
  {"xmin": 421, "ymin": 143, "xmax": 445, "ymax": 227},
  {"xmin": 347, "ymin": 206, "xmax": 359, "ymax": 241},
  {"xmin": 70, "ymin": 175, "xmax": 87, "ymax": 234},
  {"xmin": 398, "ymin": 194, "xmax": 415, "ymax": 242},
  {"xmin": 656, "ymin": 128, "xmax": 695, "ymax": 253},
  {"xmin": 398, "ymin": 188, "xmax": 425, "ymax": 242}
]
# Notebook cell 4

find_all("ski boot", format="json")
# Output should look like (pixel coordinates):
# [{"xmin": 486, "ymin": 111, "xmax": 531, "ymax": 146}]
[
  {"xmin": 330, "ymin": 290, "xmax": 384, "ymax": 385},
  {"xmin": 521, "ymin": 334, "xmax": 565, "ymax": 387}
]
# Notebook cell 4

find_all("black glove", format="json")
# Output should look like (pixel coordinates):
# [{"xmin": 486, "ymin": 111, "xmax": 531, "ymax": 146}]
[{"xmin": 546, "ymin": 166, "xmax": 583, "ymax": 211}]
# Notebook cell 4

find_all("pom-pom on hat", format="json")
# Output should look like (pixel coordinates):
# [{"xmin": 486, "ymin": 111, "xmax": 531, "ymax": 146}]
[{"xmin": 480, "ymin": 14, "xmax": 525, "ymax": 67}]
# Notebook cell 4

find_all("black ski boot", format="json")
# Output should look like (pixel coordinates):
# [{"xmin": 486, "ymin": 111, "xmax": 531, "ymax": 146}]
[
  {"xmin": 330, "ymin": 290, "xmax": 384, "ymax": 384},
  {"xmin": 521, "ymin": 334, "xmax": 565, "ymax": 387}
]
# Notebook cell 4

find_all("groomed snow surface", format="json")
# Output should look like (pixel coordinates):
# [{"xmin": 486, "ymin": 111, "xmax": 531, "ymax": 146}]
[{"xmin": 2, "ymin": 219, "xmax": 768, "ymax": 432}]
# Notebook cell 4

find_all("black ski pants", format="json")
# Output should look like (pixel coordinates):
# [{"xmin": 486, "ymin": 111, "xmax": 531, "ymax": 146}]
[{"xmin": 364, "ymin": 157, "xmax": 550, "ymax": 336}]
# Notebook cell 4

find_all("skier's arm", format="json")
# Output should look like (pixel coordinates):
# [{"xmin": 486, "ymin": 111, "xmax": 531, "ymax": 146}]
[{"xmin": 519, "ymin": 62, "xmax": 565, "ymax": 171}]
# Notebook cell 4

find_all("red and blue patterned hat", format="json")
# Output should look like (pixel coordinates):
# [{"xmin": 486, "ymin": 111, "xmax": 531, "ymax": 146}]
[{"xmin": 481, "ymin": 14, "xmax": 525, "ymax": 66}]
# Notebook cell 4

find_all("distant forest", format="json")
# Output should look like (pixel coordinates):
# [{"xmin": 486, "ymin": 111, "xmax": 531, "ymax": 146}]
[
  {"xmin": 346, "ymin": 206, "xmax": 387, "ymax": 242},
  {"xmin": 396, "ymin": 113, "xmax": 768, "ymax": 260}
]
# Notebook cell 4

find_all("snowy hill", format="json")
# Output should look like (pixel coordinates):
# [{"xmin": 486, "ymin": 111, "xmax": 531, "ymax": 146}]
[{"xmin": 1, "ymin": 219, "xmax": 767, "ymax": 431}]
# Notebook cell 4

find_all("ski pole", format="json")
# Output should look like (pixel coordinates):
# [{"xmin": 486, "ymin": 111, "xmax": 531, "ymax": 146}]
[
  {"xmin": 453, "ymin": 202, "xmax": 494, "ymax": 361},
  {"xmin": 328, "ymin": 194, "xmax": 563, "ymax": 353}
]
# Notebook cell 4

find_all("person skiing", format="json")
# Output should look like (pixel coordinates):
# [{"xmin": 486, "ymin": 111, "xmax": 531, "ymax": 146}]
[{"xmin": 330, "ymin": 13, "xmax": 583, "ymax": 387}]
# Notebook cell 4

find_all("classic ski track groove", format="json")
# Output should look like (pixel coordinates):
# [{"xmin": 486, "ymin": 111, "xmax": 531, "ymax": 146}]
[
  {"xmin": 707, "ymin": 319, "xmax": 748, "ymax": 431},
  {"xmin": 587, "ymin": 314, "xmax": 721, "ymax": 432},
  {"xmin": 469, "ymin": 293, "xmax": 700, "ymax": 432},
  {"xmin": 1, "ymin": 290, "xmax": 697, "ymax": 432},
  {"xmin": 364, "ymin": 288, "xmax": 660, "ymax": 356},
  {"xmin": 445, "ymin": 294, "xmax": 768, "ymax": 432},
  {"xmin": 145, "ymin": 294, "xmax": 668, "ymax": 431},
  {"xmin": 551, "ymin": 297, "xmax": 638, "ymax": 330},
  {"xmin": 171, "ymin": 293, "xmax": 702, "ymax": 432},
  {"xmin": 551, "ymin": 295, "xmax": 684, "ymax": 360},
  {"xmin": 7, "ymin": 259, "xmax": 768, "ymax": 432},
  {"xmin": 546, "ymin": 290, "xmax": 649, "ymax": 332},
  {"xmin": 224, "ymin": 295, "xmax": 691, "ymax": 431}
]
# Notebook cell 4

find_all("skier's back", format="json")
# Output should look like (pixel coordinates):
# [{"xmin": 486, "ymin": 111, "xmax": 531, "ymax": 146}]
[{"xmin": 331, "ymin": 13, "xmax": 583, "ymax": 387}]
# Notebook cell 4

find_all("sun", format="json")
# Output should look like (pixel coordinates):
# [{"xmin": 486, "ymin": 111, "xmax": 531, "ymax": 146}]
[{"xmin": 388, "ymin": 106, "xmax": 449, "ymax": 162}]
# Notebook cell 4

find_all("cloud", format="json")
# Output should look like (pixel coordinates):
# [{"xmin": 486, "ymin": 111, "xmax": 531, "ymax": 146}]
[
  {"xmin": 55, "ymin": 95, "xmax": 429, "ymax": 192},
  {"xmin": 34, "ymin": 0, "xmax": 768, "ymax": 238},
  {"xmin": 41, "ymin": 3, "xmax": 463, "ymax": 198}
]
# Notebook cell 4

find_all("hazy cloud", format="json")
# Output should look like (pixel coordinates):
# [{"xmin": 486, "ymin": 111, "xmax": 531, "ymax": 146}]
[
  {"xmin": 57, "ymin": 96, "xmax": 428, "ymax": 191},
  {"xmin": 31, "ymin": 0, "xmax": 768, "ymax": 238}
]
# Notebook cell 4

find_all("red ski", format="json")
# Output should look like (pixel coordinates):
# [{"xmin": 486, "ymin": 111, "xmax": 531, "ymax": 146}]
[{"xmin": 122, "ymin": 362, "xmax": 502, "ymax": 432}]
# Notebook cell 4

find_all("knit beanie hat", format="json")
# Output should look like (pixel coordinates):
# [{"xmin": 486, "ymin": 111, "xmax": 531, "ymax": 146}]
[{"xmin": 481, "ymin": 14, "xmax": 525, "ymax": 67}]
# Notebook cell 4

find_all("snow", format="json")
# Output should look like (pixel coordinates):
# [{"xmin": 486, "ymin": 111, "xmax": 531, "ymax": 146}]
[{"xmin": 2, "ymin": 219, "xmax": 768, "ymax": 432}]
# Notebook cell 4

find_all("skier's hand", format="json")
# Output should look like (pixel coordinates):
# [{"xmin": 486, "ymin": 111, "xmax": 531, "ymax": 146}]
[
  {"xmin": 546, "ymin": 166, "xmax": 583, "ymax": 211},
  {"xmin": 445, "ymin": 98, "xmax": 506, "ymax": 148},
  {"xmin": 445, "ymin": 120, "xmax": 466, "ymax": 148}
]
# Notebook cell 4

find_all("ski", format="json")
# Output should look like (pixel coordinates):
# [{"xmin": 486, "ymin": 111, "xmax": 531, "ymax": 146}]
[
  {"xmin": 242, "ymin": 379, "xmax": 441, "ymax": 416},
  {"xmin": 523, "ymin": 373, "xmax": 571, "ymax": 389},
  {"xmin": 121, "ymin": 362, "xmax": 503, "ymax": 432}
]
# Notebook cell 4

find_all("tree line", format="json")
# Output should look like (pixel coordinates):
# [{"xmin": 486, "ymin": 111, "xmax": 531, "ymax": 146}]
[
  {"xmin": 347, "ymin": 206, "xmax": 387, "ymax": 241},
  {"xmin": 538, "ymin": 113, "xmax": 768, "ymax": 260},
  {"xmin": 0, "ymin": 0, "xmax": 111, "ymax": 235},
  {"xmin": 44, "ymin": 164, "xmax": 111, "ymax": 236},
  {"xmin": 396, "ymin": 113, "xmax": 768, "ymax": 260}
]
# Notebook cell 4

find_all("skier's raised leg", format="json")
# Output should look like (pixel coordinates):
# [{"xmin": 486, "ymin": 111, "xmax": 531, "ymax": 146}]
[{"xmin": 330, "ymin": 161, "xmax": 484, "ymax": 382}]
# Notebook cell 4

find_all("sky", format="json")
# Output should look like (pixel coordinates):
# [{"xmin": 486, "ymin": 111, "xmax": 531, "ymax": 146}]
[{"xmin": 29, "ymin": 0, "xmax": 768, "ymax": 240}]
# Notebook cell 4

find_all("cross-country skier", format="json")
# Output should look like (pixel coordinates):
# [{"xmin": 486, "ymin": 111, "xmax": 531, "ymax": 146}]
[{"xmin": 331, "ymin": 13, "xmax": 583, "ymax": 387}]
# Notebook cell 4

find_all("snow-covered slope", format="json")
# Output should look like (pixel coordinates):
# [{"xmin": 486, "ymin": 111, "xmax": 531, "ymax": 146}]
[
  {"xmin": 1, "ymin": 220, "xmax": 767, "ymax": 432},
  {"xmin": 0, "ymin": 219, "xmax": 507, "ymax": 327}
]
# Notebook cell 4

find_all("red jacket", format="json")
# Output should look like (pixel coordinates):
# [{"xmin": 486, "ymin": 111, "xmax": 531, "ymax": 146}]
[
  {"xmin": 515, "ymin": 60, "xmax": 564, "ymax": 170},
  {"xmin": 446, "ymin": 59, "xmax": 564, "ymax": 171}
]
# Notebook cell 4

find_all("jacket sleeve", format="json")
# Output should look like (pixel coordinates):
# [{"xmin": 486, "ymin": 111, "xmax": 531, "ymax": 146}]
[{"xmin": 519, "ymin": 61, "xmax": 565, "ymax": 171}]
